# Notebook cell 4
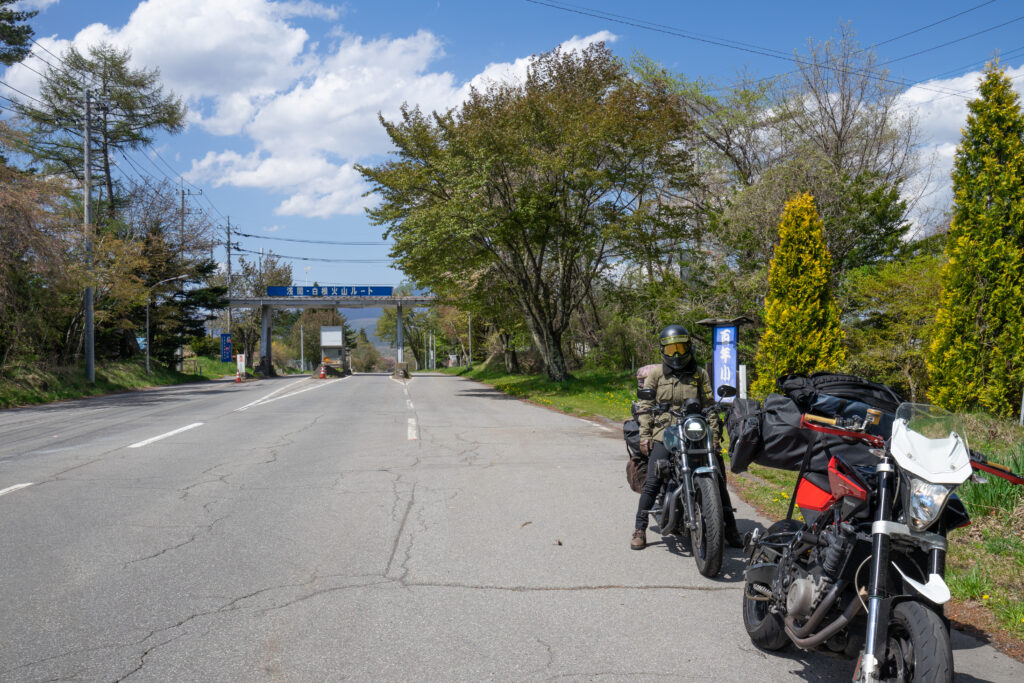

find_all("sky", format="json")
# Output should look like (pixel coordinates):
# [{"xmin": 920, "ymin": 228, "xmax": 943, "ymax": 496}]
[{"xmin": 4, "ymin": 0, "xmax": 1024, "ymax": 292}]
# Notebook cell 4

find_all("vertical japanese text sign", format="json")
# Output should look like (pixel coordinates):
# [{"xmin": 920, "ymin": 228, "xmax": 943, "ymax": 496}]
[
  {"xmin": 712, "ymin": 325, "xmax": 738, "ymax": 403},
  {"xmin": 220, "ymin": 334, "xmax": 232, "ymax": 362}
]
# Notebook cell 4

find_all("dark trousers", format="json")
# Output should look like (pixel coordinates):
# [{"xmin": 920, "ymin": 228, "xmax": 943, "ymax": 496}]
[{"xmin": 634, "ymin": 441, "xmax": 737, "ymax": 531}]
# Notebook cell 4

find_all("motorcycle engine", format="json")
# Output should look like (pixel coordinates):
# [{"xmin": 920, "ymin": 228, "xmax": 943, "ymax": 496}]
[{"xmin": 786, "ymin": 570, "xmax": 831, "ymax": 619}]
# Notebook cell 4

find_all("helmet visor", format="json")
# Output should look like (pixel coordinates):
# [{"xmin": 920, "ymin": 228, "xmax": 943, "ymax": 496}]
[{"xmin": 661, "ymin": 340, "xmax": 691, "ymax": 357}]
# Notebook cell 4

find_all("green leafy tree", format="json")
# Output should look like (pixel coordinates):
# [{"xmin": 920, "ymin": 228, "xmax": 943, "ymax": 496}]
[
  {"xmin": 290, "ymin": 309, "xmax": 354, "ymax": 368},
  {"xmin": 841, "ymin": 254, "xmax": 943, "ymax": 402},
  {"xmin": 359, "ymin": 43, "xmax": 694, "ymax": 381},
  {"xmin": 350, "ymin": 338, "xmax": 382, "ymax": 372},
  {"xmin": 231, "ymin": 254, "xmax": 292, "ymax": 369},
  {"xmin": 18, "ymin": 42, "xmax": 186, "ymax": 223},
  {"xmin": 928, "ymin": 63, "xmax": 1024, "ymax": 417},
  {"xmin": 0, "ymin": 0, "xmax": 35, "ymax": 66},
  {"xmin": 752, "ymin": 193, "xmax": 845, "ymax": 396}
]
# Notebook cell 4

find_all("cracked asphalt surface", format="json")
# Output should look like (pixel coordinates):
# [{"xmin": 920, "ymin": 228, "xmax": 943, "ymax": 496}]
[{"xmin": 0, "ymin": 373, "xmax": 1021, "ymax": 681}]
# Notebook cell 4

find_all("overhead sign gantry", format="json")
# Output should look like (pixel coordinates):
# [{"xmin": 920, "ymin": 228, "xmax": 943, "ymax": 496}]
[{"xmin": 228, "ymin": 286, "xmax": 435, "ymax": 374}]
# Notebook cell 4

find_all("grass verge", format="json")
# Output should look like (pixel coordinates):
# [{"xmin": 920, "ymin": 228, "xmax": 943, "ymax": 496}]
[
  {"xmin": 0, "ymin": 358, "xmax": 209, "ymax": 409},
  {"xmin": 445, "ymin": 365, "xmax": 1024, "ymax": 647}
]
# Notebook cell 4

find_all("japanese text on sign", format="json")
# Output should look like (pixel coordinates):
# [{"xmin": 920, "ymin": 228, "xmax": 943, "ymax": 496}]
[
  {"xmin": 266, "ymin": 286, "xmax": 394, "ymax": 297},
  {"xmin": 712, "ymin": 325, "xmax": 738, "ymax": 404}
]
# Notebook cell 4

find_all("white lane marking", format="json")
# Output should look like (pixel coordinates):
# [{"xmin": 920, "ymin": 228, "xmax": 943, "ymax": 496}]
[
  {"xmin": 0, "ymin": 483, "xmax": 33, "ymax": 497},
  {"xmin": 408, "ymin": 417, "xmax": 418, "ymax": 440},
  {"xmin": 407, "ymin": 400, "xmax": 414, "ymax": 410},
  {"xmin": 585, "ymin": 420, "xmax": 614, "ymax": 433},
  {"xmin": 128, "ymin": 423, "xmax": 204, "ymax": 449},
  {"xmin": 389, "ymin": 377, "xmax": 412, "ymax": 389},
  {"xmin": 234, "ymin": 376, "xmax": 348, "ymax": 412},
  {"xmin": 235, "ymin": 378, "xmax": 311, "ymax": 411}
]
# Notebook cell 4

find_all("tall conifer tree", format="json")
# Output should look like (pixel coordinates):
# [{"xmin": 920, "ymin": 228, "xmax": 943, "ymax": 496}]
[
  {"xmin": 928, "ymin": 62, "xmax": 1024, "ymax": 417},
  {"xmin": 753, "ymin": 193, "xmax": 845, "ymax": 397}
]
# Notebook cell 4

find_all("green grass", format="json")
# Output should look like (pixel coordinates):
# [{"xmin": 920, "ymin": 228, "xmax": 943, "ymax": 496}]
[
  {"xmin": 0, "ymin": 358, "xmax": 207, "ymax": 408},
  {"xmin": 440, "ymin": 365, "xmax": 637, "ymax": 421},
  {"xmin": 448, "ymin": 364, "xmax": 1024, "ymax": 642}
]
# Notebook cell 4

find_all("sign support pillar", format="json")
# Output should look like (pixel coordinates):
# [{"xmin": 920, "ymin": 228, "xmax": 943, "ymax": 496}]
[
  {"xmin": 259, "ymin": 303, "xmax": 274, "ymax": 375},
  {"xmin": 396, "ymin": 304, "xmax": 404, "ymax": 364}
]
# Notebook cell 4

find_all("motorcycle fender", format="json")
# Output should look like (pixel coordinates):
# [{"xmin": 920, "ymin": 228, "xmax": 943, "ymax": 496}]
[
  {"xmin": 743, "ymin": 561, "xmax": 778, "ymax": 586},
  {"xmin": 892, "ymin": 563, "xmax": 951, "ymax": 605},
  {"xmin": 693, "ymin": 466, "xmax": 717, "ymax": 477}
]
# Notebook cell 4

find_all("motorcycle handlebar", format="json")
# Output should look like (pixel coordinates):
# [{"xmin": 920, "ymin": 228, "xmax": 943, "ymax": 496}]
[{"xmin": 970, "ymin": 449, "xmax": 1024, "ymax": 485}]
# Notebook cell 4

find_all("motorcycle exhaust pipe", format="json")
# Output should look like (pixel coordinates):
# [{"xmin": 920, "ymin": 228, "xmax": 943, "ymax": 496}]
[
  {"xmin": 662, "ymin": 483, "xmax": 685, "ymax": 533},
  {"xmin": 787, "ymin": 580, "xmax": 843, "ymax": 638},
  {"xmin": 784, "ymin": 589, "xmax": 865, "ymax": 650}
]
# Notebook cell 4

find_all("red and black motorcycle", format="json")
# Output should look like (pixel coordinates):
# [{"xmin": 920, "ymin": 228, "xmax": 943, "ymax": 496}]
[{"xmin": 740, "ymin": 402, "xmax": 1023, "ymax": 682}]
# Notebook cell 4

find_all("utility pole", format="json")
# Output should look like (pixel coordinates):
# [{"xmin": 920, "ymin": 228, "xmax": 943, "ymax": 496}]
[
  {"xmin": 179, "ymin": 183, "xmax": 202, "ymax": 247},
  {"xmin": 83, "ymin": 90, "xmax": 95, "ymax": 383},
  {"xmin": 226, "ymin": 217, "xmax": 232, "ymax": 335},
  {"xmin": 468, "ymin": 312, "xmax": 472, "ymax": 368}
]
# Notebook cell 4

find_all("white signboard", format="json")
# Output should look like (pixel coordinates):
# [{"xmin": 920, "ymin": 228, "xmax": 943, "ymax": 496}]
[{"xmin": 237, "ymin": 354, "xmax": 245, "ymax": 375}]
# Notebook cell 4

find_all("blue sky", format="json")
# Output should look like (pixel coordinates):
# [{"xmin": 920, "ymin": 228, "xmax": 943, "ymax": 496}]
[{"xmin": 5, "ymin": 0, "xmax": 1024, "ymax": 289}]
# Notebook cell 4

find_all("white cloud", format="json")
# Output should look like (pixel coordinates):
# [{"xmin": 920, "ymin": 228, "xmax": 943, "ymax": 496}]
[
  {"xmin": 8, "ymin": 4, "xmax": 616, "ymax": 220},
  {"xmin": 15, "ymin": 0, "xmax": 61, "ymax": 10},
  {"xmin": 898, "ymin": 64, "xmax": 1024, "ymax": 229}
]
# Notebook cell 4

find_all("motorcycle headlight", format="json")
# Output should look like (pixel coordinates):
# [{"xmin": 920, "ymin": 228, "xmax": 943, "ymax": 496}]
[
  {"xmin": 682, "ymin": 417, "xmax": 706, "ymax": 441},
  {"xmin": 904, "ymin": 475, "xmax": 954, "ymax": 532}
]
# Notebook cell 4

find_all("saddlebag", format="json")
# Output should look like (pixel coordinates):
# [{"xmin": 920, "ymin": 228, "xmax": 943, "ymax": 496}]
[
  {"xmin": 726, "ymin": 398, "xmax": 763, "ymax": 474},
  {"xmin": 737, "ymin": 392, "xmax": 878, "ymax": 474},
  {"xmin": 777, "ymin": 372, "xmax": 904, "ymax": 415},
  {"xmin": 623, "ymin": 418, "xmax": 647, "ymax": 493}
]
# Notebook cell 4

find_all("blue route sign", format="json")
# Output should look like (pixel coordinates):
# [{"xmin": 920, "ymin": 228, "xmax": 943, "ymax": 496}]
[
  {"xmin": 712, "ymin": 325, "xmax": 738, "ymax": 404},
  {"xmin": 220, "ymin": 333, "xmax": 232, "ymax": 362},
  {"xmin": 266, "ymin": 285, "xmax": 394, "ymax": 297}
]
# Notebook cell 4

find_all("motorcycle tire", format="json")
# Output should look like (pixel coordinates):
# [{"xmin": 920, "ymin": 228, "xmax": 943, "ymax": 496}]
[
  {"xmin": 692, "ymin": 477, "xmax": 724, "ymax": 578},
  {"xmin": 742, "ymin": 518, "xmax": 803, "ymax": 652},
  {"xmin": 873, "ymin": 601, "xmax": 953, "ymax": 683}
]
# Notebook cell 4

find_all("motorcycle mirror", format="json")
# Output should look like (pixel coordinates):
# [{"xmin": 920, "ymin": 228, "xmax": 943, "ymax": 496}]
[
  {"xmin": 717, "ymin": 385, "xmax": 737, "ymax": 398},
  {"xmin": 637, "ymin": 387, "xmax": 655, "ymax": 401}
]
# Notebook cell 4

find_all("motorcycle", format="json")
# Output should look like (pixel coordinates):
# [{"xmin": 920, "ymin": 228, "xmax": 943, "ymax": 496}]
[
  {"xmin": 741, "ymin": 402, "xmax": 1024, "ymax": 682},
  {"xmin": 637, "ymin": 384, "xmax": 736, "ymax": 577}
]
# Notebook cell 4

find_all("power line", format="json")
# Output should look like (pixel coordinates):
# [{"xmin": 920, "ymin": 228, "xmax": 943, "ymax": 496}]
[
  {"xmin": 232, "ymin": 229, "xmax": 385, "ymax": 246},
  {"xmin": 869, "ymin": 1, "xmax": 996, "ymax": 50},
  {"xmin": 233, "ymin": 246, "xmax": 391, "ymax": 264},
  {"xmin": 886, "ymin": 13, "xmax": 1024, "ymax": 66},
  {"xmin": 524, "ymin": 0, "xmax": 969, "ymax": 98}
]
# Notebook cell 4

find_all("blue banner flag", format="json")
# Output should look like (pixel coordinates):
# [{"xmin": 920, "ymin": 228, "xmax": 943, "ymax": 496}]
[
  {"xmin": 712, "ymin": 325, "xmax": 738, "ymax": 404},
  {"xmin": 220, "ymin": 333, "xmax": 232, "ymax": 362},
  {"xmin": 266, "ymin": 285, "xmax": 394, "ymax": 297}
]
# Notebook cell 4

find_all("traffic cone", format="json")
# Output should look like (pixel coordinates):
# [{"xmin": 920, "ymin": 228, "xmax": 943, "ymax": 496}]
[
  {"xmin": 235, "ymin": 369, "xmax": 242, "ymax": 383},
  {"xmin": 319, "ymin": 364, "xmax": 326, "ymax": 379}
]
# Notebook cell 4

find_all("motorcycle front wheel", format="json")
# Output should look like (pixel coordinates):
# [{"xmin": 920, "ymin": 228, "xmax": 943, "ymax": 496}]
[
  {"xmin": 872, "ymin": 601, "xmax": 953, "ymax": 682},
  {"xmin": 692, "ymin": 477, "xmax": 723, "ymax": 577},
  {"xmin": 742, "ymin": 518, "xmax": 802, "ymax": 652}
]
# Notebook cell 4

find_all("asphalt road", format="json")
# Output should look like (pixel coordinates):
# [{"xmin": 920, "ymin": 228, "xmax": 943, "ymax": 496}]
[{"xmin": 0, "ymin": 373, "xmax": 1021, "ymax": 682}]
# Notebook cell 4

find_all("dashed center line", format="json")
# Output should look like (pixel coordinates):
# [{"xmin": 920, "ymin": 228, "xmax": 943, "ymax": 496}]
[
  {"xmin": 408, "ymin": 417, "xmax": 419, "ymax": 440},
  {"xmin": 128, "ymin": 423, "xmax": 204, "ymax": 449},
  {"xmin": 0, "ymin": 483, "xmax": 33, "ymax": 498}
]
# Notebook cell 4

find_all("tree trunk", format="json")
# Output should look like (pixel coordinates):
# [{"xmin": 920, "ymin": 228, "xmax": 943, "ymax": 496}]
[
  {"xmin": 523, "ymin": 315, "xmax": 568, "ymax": 381},
  {"xmin": 499, "ymin": 332, "xmax": 520, "ymax": 374}
]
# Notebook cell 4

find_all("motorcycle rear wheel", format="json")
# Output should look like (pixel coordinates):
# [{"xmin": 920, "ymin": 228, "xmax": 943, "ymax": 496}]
[
  {"xmin": 692, "ymin": 477, "xmax": 723, "ymax": 577},
  {"xmin": 874, "ymin": 601, "xmax": 952, "ymax": 683}
]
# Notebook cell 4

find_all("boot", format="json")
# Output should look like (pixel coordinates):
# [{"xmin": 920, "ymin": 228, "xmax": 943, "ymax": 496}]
[
  {"xmin": 631, "ymin": 528, "xmax": 647, "ymax": 550},
  {"xmin": 725, "ymin": 524, "xmax": 744, "ymax": 549}
]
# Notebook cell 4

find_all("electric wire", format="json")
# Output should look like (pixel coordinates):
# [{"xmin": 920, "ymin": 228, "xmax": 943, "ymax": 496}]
[
  {"xmin": 524, "ymin": 0, "xmax": 969, "ymax": 98},
  {"xmin": 868, "ymin": 0, "xmax": 996, "ymax": 50},
  {"xmin": 886, "ymin": 13, "xmax": 1024, "ymax": 65},
  {"xmin": 232, "ymin": 230, "xmax": 384, "ymax": 246},
  {"xmin": 233, "ymin": 246, "xmax": 390, "ymax": 264}
]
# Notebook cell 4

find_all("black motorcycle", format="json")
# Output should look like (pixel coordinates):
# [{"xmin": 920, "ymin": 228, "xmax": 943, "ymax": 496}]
[
  {"xmin": 741, "ymin": 402, "xmax": 1024, "ymax": 682},
  {"xmin": 637, "ymin": 384, "xmax": 736, "ymax": 577}
]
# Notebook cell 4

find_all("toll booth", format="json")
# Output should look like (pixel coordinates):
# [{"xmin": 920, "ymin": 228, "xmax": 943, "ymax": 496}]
[{"xmin": 320, "ymin": 326, "xmax": 346, "ymax": 368}]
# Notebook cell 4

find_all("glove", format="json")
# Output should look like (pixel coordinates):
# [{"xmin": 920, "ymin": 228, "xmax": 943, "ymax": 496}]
[{"xmin": 639, "ymin": 440, "xmax": 653, "ymax": 457}]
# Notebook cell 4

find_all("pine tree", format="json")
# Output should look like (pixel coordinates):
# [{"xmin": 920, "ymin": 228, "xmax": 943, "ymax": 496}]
[
  {"xmin": 752, "ymin": 193, "xmax": 846, "ymax": 397},
  {"xmin": 927, "ymin": 62, "xmax": 1024, "ymax": 417}
]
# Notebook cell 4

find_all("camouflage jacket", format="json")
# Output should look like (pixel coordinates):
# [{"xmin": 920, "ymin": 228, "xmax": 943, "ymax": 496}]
[{"xmin": 637, "ymin": 363, "xmax": 721, "ymax": 446}]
